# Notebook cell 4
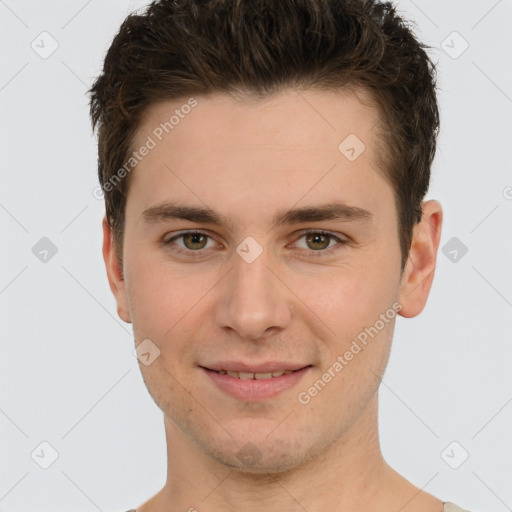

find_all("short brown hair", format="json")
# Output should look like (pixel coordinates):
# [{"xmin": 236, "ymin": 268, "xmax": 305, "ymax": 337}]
[{"xmin": 88, "ymin": 0, "xmax": 439, "ymax": 272}]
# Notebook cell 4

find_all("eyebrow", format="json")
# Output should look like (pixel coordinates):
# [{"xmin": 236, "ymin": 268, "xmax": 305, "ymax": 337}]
[{"xmin": 141, "ymin": 202, "xmax": 373, "ymax": 230}]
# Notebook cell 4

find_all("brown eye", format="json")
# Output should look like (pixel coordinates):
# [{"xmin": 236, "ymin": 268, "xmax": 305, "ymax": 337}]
[
  {"xmin": 164, "ymin": 231, "xmax": 216, "ymax": 255},
  {"xmin": 305, "ymin": 232, "xmax": 331, "ymax": 251},
  {"xmin": 292, "ymin": 230, "xmax": 347, "ymax": 257},
  {"xmin": 182, "ymin": 232, "xmax": 209, "ymax": 250}
]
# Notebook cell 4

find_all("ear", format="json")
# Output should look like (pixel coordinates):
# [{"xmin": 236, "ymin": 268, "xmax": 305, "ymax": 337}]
[
  {"xmin": 102, "ymin": 216, "xmax": 132, "ymax": 323},
  {"xmin": 398, "ymin": 200, "xmax": 443, "ymax": 318}
]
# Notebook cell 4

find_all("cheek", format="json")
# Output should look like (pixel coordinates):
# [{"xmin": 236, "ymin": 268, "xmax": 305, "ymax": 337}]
[
  {"xmin": 305, "ymin": 279, "xmax": 396, "ymax": 411},
  {"xmin": 300, "ymin": 255, "xmax": 399, "ymax": 387},
  {"xmin": 306, "ymin": 257, "xmax": 398, "ymax": 329},
  {"xmin": 125, "ymin": 256, "xmax": 220, "ymax": 343}
]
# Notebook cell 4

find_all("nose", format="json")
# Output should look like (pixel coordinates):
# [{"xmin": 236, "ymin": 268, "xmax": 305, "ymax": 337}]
[{"xmin": 213, "ymin": 243, "xmax": 293, "ymax": 341}]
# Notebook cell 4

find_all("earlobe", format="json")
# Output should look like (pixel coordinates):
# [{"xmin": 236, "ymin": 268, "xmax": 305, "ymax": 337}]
[
  {"xmin": 398, "ymin": 200, "xmax": 443, "ymax": 318},
  {"xmin": 102, "ymin": 216, "xmax": 132, "ymax": 323}
]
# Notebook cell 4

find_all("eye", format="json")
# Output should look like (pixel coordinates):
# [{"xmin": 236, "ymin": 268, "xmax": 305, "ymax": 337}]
[
  {"xmin": 164, "ymin": 230, "xmax": 217, "ymax": 255},
  {"xmin": 292, "ymin": 230, "xmax": 347, "ymax": 255}
]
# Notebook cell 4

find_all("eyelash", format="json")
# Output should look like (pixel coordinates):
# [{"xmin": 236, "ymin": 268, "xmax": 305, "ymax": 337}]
[{"xmin": 163, "ymin": 230, "xmax": 348, "ymax": 258}]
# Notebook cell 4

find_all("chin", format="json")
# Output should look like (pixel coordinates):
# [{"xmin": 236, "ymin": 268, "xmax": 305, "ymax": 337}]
[
  {"xmin": 200, "ymin": 427, "xmax": 321, "ymax": 476},
  {"xmin": 211, "ymin": 448, "xmax": 308, "ymax": 476}
]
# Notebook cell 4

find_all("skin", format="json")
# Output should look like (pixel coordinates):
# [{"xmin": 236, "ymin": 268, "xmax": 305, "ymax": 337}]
[{"xmin": 102, "ymin": 87, "xmax": 444, "ymax": 512}]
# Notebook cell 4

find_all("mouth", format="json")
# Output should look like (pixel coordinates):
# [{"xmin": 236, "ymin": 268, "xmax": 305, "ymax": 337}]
[
  {"xmin": 200, "ymin": 364, "xmax": 312, "ymax": 400},
  {"xmin": 204, "ymin": 368, "xmax": 297, "ymax": 379}
]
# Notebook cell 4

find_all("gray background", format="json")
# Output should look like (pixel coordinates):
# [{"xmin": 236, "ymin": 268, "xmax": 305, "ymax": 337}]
[{"xmin": 0, "ymin": 0, "xmax": 511, "ymax": 511}]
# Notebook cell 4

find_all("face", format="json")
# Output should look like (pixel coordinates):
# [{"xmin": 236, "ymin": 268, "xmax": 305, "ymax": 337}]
[{"xmin": 103, "ymin": 87, "xmax": 438, "ymax": 473}]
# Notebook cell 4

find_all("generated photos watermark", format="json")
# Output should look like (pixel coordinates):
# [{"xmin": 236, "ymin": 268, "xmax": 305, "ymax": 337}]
[
  {"xmin": 297, "ymin": 301, "xmax": 402, "ymax": 405},
  {"xmin": 93, "ymin": 97, "xmax": 198, "ymax": 199}
]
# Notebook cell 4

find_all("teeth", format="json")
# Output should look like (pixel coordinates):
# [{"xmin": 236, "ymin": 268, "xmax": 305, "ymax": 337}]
[
  {"xmin": 255, "ymin": 372, "xmax": 272, "ymax": 380},
  {"xmin": 271, "ymin": 370, "xmax": 286, "ymax": 377},
  {"xmin": 215, "ymin": 369, "xmax": 295, "ymax": 379}
]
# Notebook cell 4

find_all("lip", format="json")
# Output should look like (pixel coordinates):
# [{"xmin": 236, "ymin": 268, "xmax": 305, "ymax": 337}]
[
  {"xmin": 201, "ymin": 365, "xmax": 312, "ymax": 401},
  {"xmin": 202, "ymin": 361, "xmax": 308, "ymax": 373}
]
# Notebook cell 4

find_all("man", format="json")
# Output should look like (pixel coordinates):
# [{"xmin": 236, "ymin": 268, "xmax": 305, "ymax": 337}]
[{"xmin": 88, "ymin": 1, "xmax": 469, "ymax": 511}]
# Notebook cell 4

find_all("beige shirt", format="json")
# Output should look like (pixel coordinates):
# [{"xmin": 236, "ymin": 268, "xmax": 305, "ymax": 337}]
[{"xmin": 444, "ymin": 504, "xmax": 470, "ymax": 512}]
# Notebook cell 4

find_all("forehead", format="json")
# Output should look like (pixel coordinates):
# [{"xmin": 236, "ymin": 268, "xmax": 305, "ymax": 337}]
[
  {"xmin": 135, "ymin": 86, "xmax": 382, "ymax": 156},
  {"xmin": 126, "ymin": 87, "xmax": 393, "ymax": 225}
]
